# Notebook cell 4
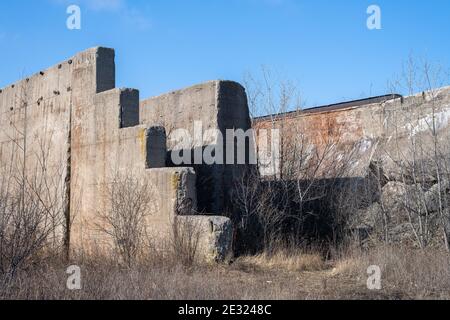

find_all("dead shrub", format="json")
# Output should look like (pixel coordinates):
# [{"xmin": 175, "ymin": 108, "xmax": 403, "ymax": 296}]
[
  {"xmin": 0, "ymin": 140, "xmax": 67, "ymax": 279},
  {"xmin": 97, "ymin": 172, "xmax": 156, "ymax": 267},
  {"xmin": 170, "ymin": 217, "xmax": 202, "ymax": 268}
]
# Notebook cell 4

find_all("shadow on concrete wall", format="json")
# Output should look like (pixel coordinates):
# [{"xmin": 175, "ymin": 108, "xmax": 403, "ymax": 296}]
[{"xmin": 234, "ymin": 175, "xmax": 380, "ymax": 255}]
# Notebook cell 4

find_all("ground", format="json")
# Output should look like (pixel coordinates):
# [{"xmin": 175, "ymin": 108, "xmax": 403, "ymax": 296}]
[{"xmin": 2, "ymin": 246, "xmax": 449, "ymax": 300}]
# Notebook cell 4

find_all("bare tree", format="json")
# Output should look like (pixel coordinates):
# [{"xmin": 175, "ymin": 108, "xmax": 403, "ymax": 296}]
[
  {"xmin": 0, "ymin": 83, "xmax": 67, "ymax": 279},
  {"xmin": 232, "ymin": 168, "xmax": 285, "ymax": 252},
  {"xmin": 97, "ymin": 172, "xmax": 156, "ymax": 267},
  {"xmin": 371, "ymin": 56, "xmax": 450, "ymax": 250},
  {"xmin": 235, "ymin": 67, "xmax": 361, "ymax": 253},
  {"xmin": 170, "ymin": 216, "xmax": 202, "ymax": 267}
]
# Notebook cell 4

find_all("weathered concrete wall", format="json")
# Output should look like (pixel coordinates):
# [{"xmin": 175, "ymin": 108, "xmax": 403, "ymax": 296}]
[
  {"xmin": 69, "ymin": 83, "xmax": 197, "ymax": 254},
  {"xmin": 0, "ymin": 47, "xmax": 115, "ymax": 247},
  {"xmin": 0, "ymin": 47, "xmax": 238, "ymax": 262},
  {"xmin": 65, "ymin": 49, "xmax": 200, "ymax": 255},
  {"xmin": 255, "ymin": 86, "xmax": 450, "ymax": 179},
  {"xmin": 140, "ymin": 81, "xmax": 252, "ymax": 214}
]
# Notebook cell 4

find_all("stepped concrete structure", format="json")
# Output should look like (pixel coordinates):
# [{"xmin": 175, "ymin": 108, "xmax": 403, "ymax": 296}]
[{"xmin": 0, "ymin": 47, "xmax": 250, "ymax": 262}]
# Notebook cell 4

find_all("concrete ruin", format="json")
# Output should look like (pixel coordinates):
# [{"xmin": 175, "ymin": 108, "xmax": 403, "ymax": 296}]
[
  {"xmin": 255, "ymin": 89, "xmax": 450, "ymax": 180},
  {"xmin": 0, "ymin": 47, "xmax": 250, "ymax": 262},
  {"xmin": 255, "ymin": 86, "xmax": 450, "ymax": 246},
  {"xmin": 1, "ymin": 47, "xmax": 450, "ymax": 258}
]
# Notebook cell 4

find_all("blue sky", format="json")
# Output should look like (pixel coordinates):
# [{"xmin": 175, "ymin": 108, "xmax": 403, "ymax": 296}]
[{"xmin": 0, "ymin": 0, "xmax": 449, "ymax": 109}]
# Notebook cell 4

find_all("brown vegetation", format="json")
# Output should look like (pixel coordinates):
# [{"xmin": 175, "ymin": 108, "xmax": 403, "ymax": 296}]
[{"xmin": 1, "ymin": 246, "xmax": 450, "ymax": 300}]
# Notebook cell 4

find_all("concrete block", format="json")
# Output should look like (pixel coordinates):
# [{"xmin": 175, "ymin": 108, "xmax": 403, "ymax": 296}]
[
  {"xmin": 176, "ymin": 215, "xmax": 234, "ymax": 264},
  {"xmin": 143, "ymin": 167, "xmax": 198, "ymax": 244}
]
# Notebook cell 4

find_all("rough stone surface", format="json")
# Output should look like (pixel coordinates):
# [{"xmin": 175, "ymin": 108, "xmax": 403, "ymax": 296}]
[
  {"xmin": 424, "ymin": 180, "xmax": 450, "ymax": 213},
  {"xmin": 353, "ymin": 202, "xmax": 383, "ymax": 229},
  {"xmin": 176, "ymin": 215, "xmax": 234, "ymax": 263},
  {"xmin": 351, "ymin": 179, "xmax": 449, "ymax": 246},
  {"xmin": 381, "ymin": 182, "xmax": 409, "ymax": 213}
]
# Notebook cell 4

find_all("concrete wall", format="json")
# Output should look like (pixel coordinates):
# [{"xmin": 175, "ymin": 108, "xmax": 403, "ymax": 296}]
[
  {"xmin": 69, "ymin": 84, "xmax": 197, "ymax": 254},
  {"xmin": 0, "ymin": 48, "xmax": 196, "ymax": 256},
  {"xmin": 254, "ymin": 86, "xmax": 450, "ymax": 179},
  {"xmin": 0, "ymin": 47, "xmax": 239, "ymax": 261},
  {"xmin": 65, "ymin": 49, "xmax": 200, "ymax": 255},
  {"xmin": 0, "ymin": 47, "xmax": 113, "ymax": 247},
  {"xmin": 140, "ymin": 80, "xmax": 252, "ymax": 214}
]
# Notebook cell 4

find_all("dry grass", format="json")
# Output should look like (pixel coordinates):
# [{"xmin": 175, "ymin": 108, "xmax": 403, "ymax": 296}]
[
  {"xmin": 1, "ymin": 246, "xmax": 450, "ymax": 300},
  {"xmin": 235, "ymin": 251, "xmax": 327, "ymax": 273},
  {"xmin": 333, "ymin": 246, "xmax": 450, "ymax": 299}
]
